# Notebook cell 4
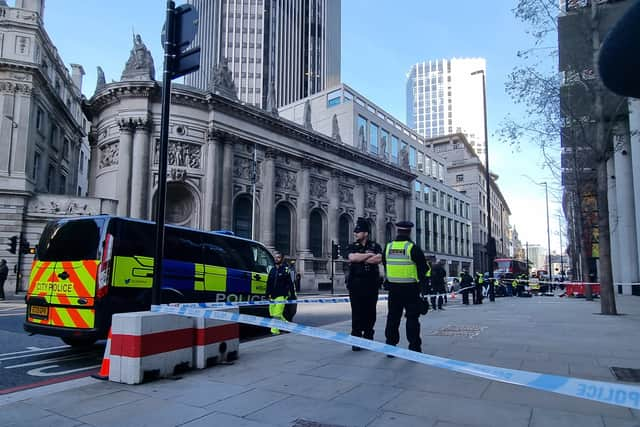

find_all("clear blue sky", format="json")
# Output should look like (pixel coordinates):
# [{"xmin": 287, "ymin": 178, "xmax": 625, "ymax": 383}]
[{"xmin": 38, "ymin": 0, "xmax": 562, "ymax": 254}]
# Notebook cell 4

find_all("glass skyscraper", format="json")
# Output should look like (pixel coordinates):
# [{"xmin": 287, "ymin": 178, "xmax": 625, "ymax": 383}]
[
  {"xmin": 185, "ymin": 0, "xmax": 341, "ymax": 109},
  {"xmin": 406, "ymin": 58, "xmax": 486, "ymax": 160}
]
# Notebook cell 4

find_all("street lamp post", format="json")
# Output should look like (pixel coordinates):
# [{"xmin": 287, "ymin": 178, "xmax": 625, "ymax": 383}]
[
  {"xmin": 543, "ymin": 182, "xmax": 553, "ymax": 295},
  {"xmin": 471, "ymin": 69, "xmax": 495, "ymax": 294}
]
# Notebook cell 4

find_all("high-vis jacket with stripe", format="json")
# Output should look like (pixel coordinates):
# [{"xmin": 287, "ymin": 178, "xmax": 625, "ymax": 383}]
[{"xmin": 384, "ymin": 241, "xmax": 419, "ymax": 284}]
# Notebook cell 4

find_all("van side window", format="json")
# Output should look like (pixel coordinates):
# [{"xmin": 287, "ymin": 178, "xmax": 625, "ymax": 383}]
[
  {"xmin": 252, "ymin": 244, "xmax": 274, "ymax": 273},
  {"xmin": 165, "ymin": 228, "xmax": 203, "ymax": 263},
  {"xmin": 111, "ymin": 219, "xmax": 154, "ymax": 257},
  {"xmin": 201, "ymin": 234, "xmax": 227, "ymax": 267}
]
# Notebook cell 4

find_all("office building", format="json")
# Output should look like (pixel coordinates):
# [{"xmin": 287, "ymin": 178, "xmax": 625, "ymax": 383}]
[
  {"xmin": 406, "ymin": 58, "xmax": 487, "ymax": 161},
  {"xmin": 185, "ymin": 0, "xmax": 341, "ymax": 109}
]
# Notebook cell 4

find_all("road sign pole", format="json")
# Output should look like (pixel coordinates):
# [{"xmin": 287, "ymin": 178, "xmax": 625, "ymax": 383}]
[{"xmin": 152, "ymin": 0, "xmax": 176, "ymax": 306}]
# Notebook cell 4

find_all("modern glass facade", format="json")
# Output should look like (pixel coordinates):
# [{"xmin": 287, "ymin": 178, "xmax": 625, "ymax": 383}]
[
  {"xmin": 186, "ymin": 0, "xmax": 341, "ymax": 109},
  {"xmin": 406, "ymin": 58, "xmax": 487, "ymax": 162}
]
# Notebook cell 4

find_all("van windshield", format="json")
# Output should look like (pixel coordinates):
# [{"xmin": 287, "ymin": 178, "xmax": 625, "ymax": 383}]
[{"xmin": 37, "ymin": 218, "xmax": 105, "ymax": 261}]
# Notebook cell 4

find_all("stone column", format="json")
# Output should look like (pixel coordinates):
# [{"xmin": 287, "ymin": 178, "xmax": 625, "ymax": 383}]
[
  {"xmin": 297, "ymin": 160, "xmax": 312, "ymax": 257},
  {"xmin": 87, "ymin": 130, "xmax": 99, "ymax": 196},
  {"xmin": 220, "ymin": 139, "xmax": 234, "ymax": 230},
  {"xmin": 328, "ymin": 170, "xmax": 340, "ymax": 244},
  {"xmin": 116, "ymin": 119, "xmax": 134, "ymax": 216},
  {"xmin": 130, "ymin": 117, "xmax": 151, "ymax": 219},
  {"xmin": 261, "ymin": 149, "xmax": 276, "ymax": 249},
  {"xmin": 204, "ymin": 134, "xmax": 220, "ymax": 230},
  {"xmin": 613, "ymin": 128, "xmax": 638, "ymax": 295},
  {"xmin": 629, "ymin": 98, "xmax": 640, "ymax": 286},
  {"xmin": 376, "ymin": 186, "xmax": 386, "ymax": 244}
]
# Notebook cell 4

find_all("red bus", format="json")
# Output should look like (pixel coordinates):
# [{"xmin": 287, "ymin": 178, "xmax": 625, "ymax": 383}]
[{"xmin": 493, "ymin": 258, "xmax": 528, "ymax": 280}]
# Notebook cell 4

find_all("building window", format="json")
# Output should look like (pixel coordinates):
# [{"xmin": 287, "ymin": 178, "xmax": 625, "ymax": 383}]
[
  {"xmin": 409, "ymin": 146, "xmax": 417, "ymax": 169},
  {"xmin": 416, "ymin": 209, "xmax": 422, "ymax": 248},
  {"xmin": 415, "ymin": 180, "xmax": 421, "ymax": 200},
  {"xmin": 36, "ymin": 107, "xmax": 44, "ymax": 132},
  {"xmin": 32, "ymin": 152, "xmax": 40, "ymax": 181},
  {"xmin": 46, "ymin": 164, "xmax": 55, "ymax": 192},
  {"xmin": 424, "ymin": 211, "xmax": 430, "ymax": 251},
  {"xmin": 432, "ymin": 214, "xmax": 438, "ymax": 251},
  {"xmin": 59, "ymin": 174, "xmax": 66, "ymax": 194},
  {"xmin": 275, "ymin": 204, "xmax": 292, "ymax": 256},
  {"xmin": 423, "ymin": 185, "xmax": 430, "ymax": 203},
  {"xmin": 391, "ymin": 135, "xmax": 399, "ymax": 163},
  {"xmin": 431, "ymin": 188, "xmax": 438, "ymax": 207},
  {"xmin": 357, "ymin": 115, "xmax": 367, "ymax": 149},
  {"xmin": 50, "ymin": 126, "xmax": 58, "ymax": 150},
  {"xmin": 456, "ymin": 174, "xmax": 464, "ymax": 183},
  {"xmin": 338, "ymin": 214, "xmax": 351, "ymax": 254},
  {"xmin": 63, "ymin": 138, "xmax": 70, "ymax": 160},
  {"xmin": 310, "ymin": 210, "xmax": 323, "ymax": 257},
  {"xmin": 233, "ymin": 196, "xmax": 252, "ymax": 239},
  {"xmin": 369, "ymin": 122, "xmax": 378, "ymax": 155}
]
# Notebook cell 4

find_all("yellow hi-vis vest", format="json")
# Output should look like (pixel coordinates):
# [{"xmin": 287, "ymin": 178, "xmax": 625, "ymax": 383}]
[
  {"xmin": 384, "ymin": 241, "xmax": 418, "ymax": 284},
  {"xmin": 426, "ymin": 264, "xmax": 432, "ymax": 278},
  {"xmin": 477, "ymin": 275, "xmax": 484, "ymax": 284}
]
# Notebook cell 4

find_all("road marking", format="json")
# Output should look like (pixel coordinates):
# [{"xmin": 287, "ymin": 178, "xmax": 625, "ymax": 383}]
[
  {"xmin": 0, "ymin": 345, "xmax": 69, "ymax": 358},
  {"xmin": 27, "ymin": 364, "xmax": 101, "ymax": 377},
  {"xmin": 4, "ymin": 353, "xmax": 93, "ymax": 369}
]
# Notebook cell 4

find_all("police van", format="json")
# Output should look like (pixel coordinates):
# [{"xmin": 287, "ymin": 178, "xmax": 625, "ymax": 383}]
[{"xmin": 24, "ymin": 215, "xmax": 284, "ymax": 346}]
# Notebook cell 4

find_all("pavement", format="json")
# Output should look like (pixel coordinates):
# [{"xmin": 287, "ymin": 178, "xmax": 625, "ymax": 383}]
[{"xmin": 1, "ymin": 293, "xmax": 639, "ymax": 427}]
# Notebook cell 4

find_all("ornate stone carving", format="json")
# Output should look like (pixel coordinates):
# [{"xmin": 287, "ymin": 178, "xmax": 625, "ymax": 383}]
[
  {"xmin": 95, "ymin": 66, "xmax": 106, "ymax": 93},
  {"xmin": 30, "ymin": 199, "xmax": 97, "ymax": 216},
  {"xmin": 303, "ymin": 100, "xmax": 312, "ymax": 130},
  {"xmin": 399, "ymin": 146, "xmax": 410, "ymax": 168},
  {"xmin": 122, "ymin": 34, "xmax": 155, "ymax": 81},
  {"xmin": 99, "ymin": 142, "xmax": 119, "ymax": 168},
  {"xmin": 310, "ymin": 177, "xmax": 327, "ymax": 199},
  {"xmin": 331, "ymin": 114, "xmax": 341, "ymax": 142},
  {"xmin": 380, "ymin": 134, "xmax": 388, "ymax": 160},
  {"xmin": 358, "ymin": 124, "xmax": 366, "ymax": 151},
  {"xmin": 154, "ymin": 141, "xmax": 202, "ymax": 168},
  {"xmin": 233, "ymin": 156, "xmax": 259, "ymax": 182},
  {"xmin": 275, "ymin": 168, "xmax": 297, "ymax": 191},
  {"xmin": 207, "ymin": 57, "xmax": 238, "ymax": 100},
  {"xmin": 169, "ymin": 168, "xmax": 187, "ymax": 181},
  {"xmin": 365, "ymin": 192, "xmax": 377, "ymax": 210},
  {"xmin": 339, "ymin": 185, "xmax": 354, "ymax": 205},
  {"xmin": 385, "ymin": 196, "xmax": 396, "ymax": 215}
]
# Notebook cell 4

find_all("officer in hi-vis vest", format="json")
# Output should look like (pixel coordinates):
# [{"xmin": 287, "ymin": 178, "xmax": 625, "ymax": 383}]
[{"xmin": 383, "ymin": 221, "xmax": 428, "ymax": 354}]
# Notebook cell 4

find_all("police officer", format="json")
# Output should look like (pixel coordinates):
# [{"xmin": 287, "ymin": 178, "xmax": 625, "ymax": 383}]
[
  {"xmin": 346, "ymin": 217, "xmax": 383, "ymax": 351},
  {"xmin": 474, "ymin": 272, "xmax": 484, "ymax": 304},
  {"xmin": 266, "ymin": 252, "xmax": 296, "ymax": 335},
  {"xmin": 383, "ymin": 221, "xmax": 428, "ymax": 354}
]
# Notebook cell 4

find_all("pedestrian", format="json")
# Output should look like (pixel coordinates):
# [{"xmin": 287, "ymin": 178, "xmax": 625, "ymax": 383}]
[
  {"xmin": 266, "ymin": 252, "xmax": 296, "ymax": 335},
  {"xmin": 460, "ymin": 270, "xmax": 473, "ymax": 305},
  {"xmin": 383, "ymin": 221, "xmax": 428, "ymax": 354},
  {"xmin": 346, "ymin": 217, "xmax": 383, "ymax": 351},
  {"xmin": 294, "ymin": 273, "xmax": 301, "ymax": 293},
  {"xmin": 429, "ymin": 260, "xmax": 447, "ymax": 310},
  {"xmin": 0, "ymin": 259, "xmax": 8, "ymax": 300}
]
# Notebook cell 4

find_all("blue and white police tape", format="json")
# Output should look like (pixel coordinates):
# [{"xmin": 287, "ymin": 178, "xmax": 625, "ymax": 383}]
[
  {"xmin": 151, "ymin": 304, "xmax": 640, "ymax": 410},
  {"xmin": 173, "ymin": 295, "xmax": 386, "ymax": 309}
]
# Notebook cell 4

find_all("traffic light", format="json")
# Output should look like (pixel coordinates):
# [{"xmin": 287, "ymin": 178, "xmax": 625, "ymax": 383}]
[
  {"xmin": 20, "ymin": 238, "xmax": 31, "ymax": 255},
  {"xmin": 7, "ymin": 235, "xmax": 18, "ymax": 254},
  {"xmin": 331, "ymin": 241, "xmax": 341, "ymax": 259}
]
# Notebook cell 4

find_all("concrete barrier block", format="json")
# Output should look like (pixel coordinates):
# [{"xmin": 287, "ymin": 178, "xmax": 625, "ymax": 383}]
[{"xmin": 193, "ymin": 307, "xmax": 239, "ymax": 369}]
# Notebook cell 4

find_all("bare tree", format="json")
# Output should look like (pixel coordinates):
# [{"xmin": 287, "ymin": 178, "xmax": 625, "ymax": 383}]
[{"xmin": 500, "ymin": 0, "xmax": 629, "ymax": 315}]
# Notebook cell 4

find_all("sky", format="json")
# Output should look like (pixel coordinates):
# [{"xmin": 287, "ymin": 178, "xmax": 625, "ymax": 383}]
[{"xmin": 36, "ymin": 0, "xmax": 563, "ymax": 255}]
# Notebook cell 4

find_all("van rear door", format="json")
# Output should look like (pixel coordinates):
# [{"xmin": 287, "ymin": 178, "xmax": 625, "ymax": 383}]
[{"xmin": 26, "ymin": 218, "xmax": 104, "ymax": 330}]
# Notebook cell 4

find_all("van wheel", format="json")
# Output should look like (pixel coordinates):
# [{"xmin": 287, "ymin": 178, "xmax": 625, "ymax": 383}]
[{"xmin": 61, "ymin": 337, "xmax": 97, "ymax": 347}]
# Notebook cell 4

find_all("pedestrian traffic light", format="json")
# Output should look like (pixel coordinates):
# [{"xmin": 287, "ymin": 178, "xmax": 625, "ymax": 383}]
[
  {"xmin": 331, "ymin": 241, "xmax": 341, "ymax": 259},
  {"xmin": 7, "ymin": 235, "xmax": 18, "ymax": 254}
]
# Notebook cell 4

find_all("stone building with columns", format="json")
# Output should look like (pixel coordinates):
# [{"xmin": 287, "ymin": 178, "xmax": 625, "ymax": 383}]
[
  {"xmin": 83, "ymin": 51, "xmax": 415, "ymax": 291},
  {"xmin": 0, "ymin": 0, "xmax": 108, "ymax": 294}
]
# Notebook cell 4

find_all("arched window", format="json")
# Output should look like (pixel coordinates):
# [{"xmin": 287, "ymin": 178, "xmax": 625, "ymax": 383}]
[
  {"xmin": 309, "ymin": 210, "xmax": 323, "ymax": 257},
  {"xmin": 275, "ymin": 204, "xmax": 291, "ymax": 255},
  {"xmin": 233, "ymin": 196, "xmax": 252, "ymax": 238},
  {"xmin": 338, "ymin": 214, "xmax": 351, "ymax": 254}
]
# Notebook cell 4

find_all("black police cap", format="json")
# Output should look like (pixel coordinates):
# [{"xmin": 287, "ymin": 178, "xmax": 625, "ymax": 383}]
[
  {"xmin": 395, "ymin": 221, "xmax": 414, "ymax": 230},
  {"xmin": 353, "ymin": 217, "xmax": 370, "ymax": 233}
]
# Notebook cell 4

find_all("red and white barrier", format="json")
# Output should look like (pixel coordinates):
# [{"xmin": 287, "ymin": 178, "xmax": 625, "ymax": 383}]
[
  {"xmin": 193, "ymin": 307, "xmax": 239, "ymax": 369},
  {"xmin": 109, "ymin": 312, "xmax": 194, "ymax": 384}
]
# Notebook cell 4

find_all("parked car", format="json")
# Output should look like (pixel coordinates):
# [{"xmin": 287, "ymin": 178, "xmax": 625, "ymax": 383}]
[{"xmin": 446, "ymin": 276, "xmax": 460, "ymax": 292}]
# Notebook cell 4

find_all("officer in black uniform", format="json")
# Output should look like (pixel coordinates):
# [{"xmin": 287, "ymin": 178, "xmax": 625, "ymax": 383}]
[
  {"xmin": 346, "ymin": 217, "xmax": 383, "ymax": 351},
  {"xmin": 382, "ymin": 221, "xmax": 428, "ymax": 354}
]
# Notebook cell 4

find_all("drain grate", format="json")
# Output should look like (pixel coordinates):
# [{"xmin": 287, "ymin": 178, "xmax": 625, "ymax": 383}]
[
  {"xmin": 291, "ymin": 420, "xmax": 347, "ymax": 427},
  {"xmin": 610, "ymin": 367, "xmax": 640, "ymax": 383},
  {"xmin": 427, "ymin": 325, "xmax": 486, "ymax": 338}
]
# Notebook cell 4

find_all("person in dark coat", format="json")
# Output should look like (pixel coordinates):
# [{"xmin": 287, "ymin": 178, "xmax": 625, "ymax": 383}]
[
  {"xmin": 0, "ymin": 259, "xmax": 8, "ymax": 300},
  {"xmin": 346, "ymin": 217, "xmax": 383, "ymax": 351},
  {"xmin": 266, "ymin": 252, "xmax": 296, "ymax": 335},
  {"xmin": 459, "ymin": 270, "xmax": 473, "ymax": 305},
  {"xmin": 429, "ymin": 260, "xmax": 447, "ymax": 310}
]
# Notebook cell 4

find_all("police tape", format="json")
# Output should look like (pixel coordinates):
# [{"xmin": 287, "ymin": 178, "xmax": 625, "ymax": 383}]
[
  {"xmin": 173, "ymin": 295, "xmax": 383, "ymax": 309},
  {"xmin": 150, "ymin": 304, "xmax": 640, "ymax": 410}
]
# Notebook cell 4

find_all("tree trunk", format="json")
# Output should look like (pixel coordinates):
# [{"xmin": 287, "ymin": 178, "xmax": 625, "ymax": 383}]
[{"xmin": 596, "ymin": 159, "xmax": 617, "ymax": 314}]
